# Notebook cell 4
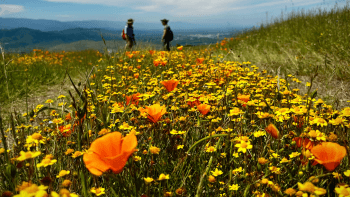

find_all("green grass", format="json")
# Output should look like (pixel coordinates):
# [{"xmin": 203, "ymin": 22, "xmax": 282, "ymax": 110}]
[
  {"xmin": 0, "ymin": 48, "xmax": 101, "ymax": 118},
  {"xmin": 210, "ymin": 1, "xmax": 350, "ymax": 109},
  {"xmin": 223, "ymin": 3, "xmax": 350, "ymax": 77},
  {"xmin": 0, "ymin": 39, "xmax": 163, "ymax": 106}
]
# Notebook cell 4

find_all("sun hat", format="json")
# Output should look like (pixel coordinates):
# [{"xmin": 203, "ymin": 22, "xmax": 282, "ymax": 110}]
[
  {"xmin": 127, "ymin": 19, "xmax": 134, "ymax": 24},
  {"xmin": 160, "ymin": 19, "xmax": 169, "ymax": 23}
]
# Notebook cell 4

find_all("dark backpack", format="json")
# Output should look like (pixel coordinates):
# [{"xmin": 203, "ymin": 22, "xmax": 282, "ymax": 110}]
[{"xmin": 166, "ymin": 27, "xmax": 173, "ymax": 41}]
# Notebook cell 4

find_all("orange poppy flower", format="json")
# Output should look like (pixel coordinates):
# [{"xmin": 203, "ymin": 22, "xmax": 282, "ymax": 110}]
[
  {"xmin": 153, "ymin": 60, "xmax": 160, "ymax": 67},
  {"xmin": 187, "ymin": 100, "xmax": 200, "ymax": 108},
  {"xmin": 237, "ymin": 94, "xmax": 250, "ymax": 107},
  {"xmin": 177, "ymin": 46, "xmax": 183, "ymax": 50},
  {"xmin": 161, "ymin": 80, "xmax": 179, "ymax": 92},
  {"xmin": 265, "ymin": 123, "xmax": 280, "ymax": 139},
  {"xmin": 197, "ymin": 104, "xmax": 211, "ymax": 115},
  {"xmin": 65, "ymin": 113, "xmax": 72, "ymax": 121},
  {"xmin": 58, "ymin": 124, "xmax": 72, "ymax": 137},
  {"xmin": 149, "ymin": 50, "xmax": 155, "ymax": 55},
  {"xmin": 293, "ymin": 137, "xmax": 315, "ymax": 166},
  {"xmin": 311, "ymin": 142, "xmax": 347, "ymax": 171},
  {"xmin": 196, "ymin": 58, "xmax": 205, "ymax": 64},
  {"xmin": 161, "ymin": 61, "xmax": 167, "ymax": 66},
  {"xmin": 293, "ymin": 137, "xmax": 314, "ymax": 150},
  {"xmin": 125, "ymin": 93, "xmax": 141, "ymax": 106},
  {"xmin": 293, "ymin": 115, "xmax": 304, "ymax": 128},
  {"xmin": 139, "ymin": 104, "xmax": 166, "ymax": 123},
  {"xmin": 83, "ymin": 132, "xmax": 137, "ymax": 176}
]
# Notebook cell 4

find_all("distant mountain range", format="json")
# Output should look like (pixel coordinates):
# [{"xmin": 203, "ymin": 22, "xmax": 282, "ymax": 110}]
[
  {"xmin": 0, "ymin": 17, "xmax": 249, "ymax": 53},
  {"xmin": 0, "ymin": 17, "xmax": 244, "ymax": 32},
  {"xmin": 0, "ymin": 27, "xmax": 118, "ymax": 51}
]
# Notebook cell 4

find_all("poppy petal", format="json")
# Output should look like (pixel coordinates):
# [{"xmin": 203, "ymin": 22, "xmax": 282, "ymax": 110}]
[
  {"xmin": 122, "ymin": 133, "xmax": 138, "ymax": 153},
  {"xmin": 83, "ymin": 151, "xmax": 110, "ymax": 176},
  {"xmin": 323, "ymin": 162, "xmax": 341, "ymax": 171},
  {"xmin": 104, "ymin": 154, "xmax": 127, "ymax": 174},
  {"xmin": 90, "ymin": 132, "xmax": 122, "ymax": 158},
  {"xmin": 311, "ymin": 142, "xmax": 347, "ymax": 171},
  {"xmin": 104, "ymin": 150, "xmax": 135, "ymax": 174}
]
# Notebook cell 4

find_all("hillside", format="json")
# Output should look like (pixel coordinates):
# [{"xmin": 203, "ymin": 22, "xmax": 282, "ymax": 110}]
[
  {"xmin": 215, "ymin": 3, "xmax": 350, "ymax": 109},
  {"xmin": 0, "ymin": 27, "xmax": 120, "ymax": 52}
]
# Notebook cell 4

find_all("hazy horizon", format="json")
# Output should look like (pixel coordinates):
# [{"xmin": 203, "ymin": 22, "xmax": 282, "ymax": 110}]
[{"xmin": 0, "ymin": 0, "xmax": 348, "ymax": 29}]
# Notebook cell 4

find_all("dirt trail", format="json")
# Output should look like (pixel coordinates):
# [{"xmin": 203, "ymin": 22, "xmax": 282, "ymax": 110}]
[
  {"xmin": 0, "ymin": 74, "xmax": 87, "ymax": 149},
  {"xmin": 1, "ymin": 74, "xmax": 86, "ymax": 120}
]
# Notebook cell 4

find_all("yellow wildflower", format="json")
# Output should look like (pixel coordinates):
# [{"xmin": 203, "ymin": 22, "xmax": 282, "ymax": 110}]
[
  {"xmin": 158, "ymin": 173, "xmax": 170, "ymax": 180},
  {"xmin": 37, "ymin": 154, "xmax": 57, "ymax": 168},
  {"xmin": 235, "ymin": 141, "xmax": 252, "ymax": 153},
  {"xmin": 90, "ymin": 187, "xmax": 105, "ymax": 196},
  {"xmin": 17, "ymin": 151, "xmax": 41, "ymax": 161},
  {"xmin": 144, "ymin": 177, "xmax": 154, "ymax": 183},
  {"xmin": 229, "ymin": 184, "xmax": 239, "ymax": 191},
  {"xmin": 56, "ymin": 170, "xmax": 70, "ymax": 178},
  {"xmin": 211, "ymin": 168, "xmax": 223, "ymax": 176},
  {"xmin": 149, "ymin": 146, "xmax": 161, "ymax": 154}
]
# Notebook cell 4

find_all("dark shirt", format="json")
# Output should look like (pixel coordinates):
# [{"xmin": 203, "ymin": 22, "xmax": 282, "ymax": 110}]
[
  {"xmin": 125, "ymin": 25, "xmax": 134, "ymax": 39},
  {"xmin": 163, "ymin": 25, "xmax": 170, "ymax": 41}
]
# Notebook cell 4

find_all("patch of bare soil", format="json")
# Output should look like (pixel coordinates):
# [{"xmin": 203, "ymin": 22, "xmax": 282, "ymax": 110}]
[
  {"xmin": 2, "ymin": 75, "xmax": 86, "ymax": 117},
  {"xmin": 0, "ymin": 74, "xmax": 86, "ymax": 148},
  {"xmin": 266, "ymin": 65, "xmax": 350, "ymax": 110}
]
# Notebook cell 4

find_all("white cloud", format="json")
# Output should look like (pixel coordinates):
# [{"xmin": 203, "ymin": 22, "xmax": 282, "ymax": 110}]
[
  {"xmin": 135, "ymin": 5, "xmax": 160, "ymax": 12},
  {"xmin": 226, "ymin": 0, "xmax": 325, "ymax": 11},
  {"xmin": 0, "ymin": 4, "xmax": 25, "ymax": 16},
  {"xmin": 42, "ymin": 0, "xmax": 337, "ymax": 17},
  {"xmin": 43, "ymin": 0, "xmax": 243, "ymax": 15},
  {"xmin": 44, "ymin": 0, "xmax": 135, "ymax": 6}
]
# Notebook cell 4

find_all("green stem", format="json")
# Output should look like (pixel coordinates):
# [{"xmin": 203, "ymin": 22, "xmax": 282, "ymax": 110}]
[
  {"xmin": 187, "ymin": 134, "xmax": 228, "ymax": 154},
  {"xmin": 80, "ymin": 169, "xmax": 90, "ymax": 197},
  {"xmin": 195, "ymin": 137, "xmax": 222, "ymax": 197},
  {"xmin": 0, "ymin": 116, "xmax": 9, "ymax": 163}
]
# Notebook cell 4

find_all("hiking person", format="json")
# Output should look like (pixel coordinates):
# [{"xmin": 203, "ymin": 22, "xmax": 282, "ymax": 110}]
[
  {"xmin": 124, "ymin": 19, "xmax": 136, "ymax": 51},
  {"xmin": 161, "ymin": 19, "xmax": 173, "ymax": 51}
]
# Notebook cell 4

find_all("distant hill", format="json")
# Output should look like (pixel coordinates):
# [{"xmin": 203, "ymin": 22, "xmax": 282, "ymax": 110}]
[
  {"xmin": 0, "ymin": 17, "xmax": 244, "ymax": 32},
  {"xmin": 0, "ymin": 28, "xmax": 76, "ymax": 47},
  {"xmin": 0, "ymin": 18, "xmax": 77, "ymax": 31},
  {"xmin": 0, "ymin": 27, "xmax": 123, "ymax": 52},
  {"xmin": 0, "ymin": 17, "xmax": 246, "ymax": 53}
]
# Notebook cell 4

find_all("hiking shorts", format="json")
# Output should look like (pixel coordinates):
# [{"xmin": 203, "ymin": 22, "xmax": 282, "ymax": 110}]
[{"xmin": 126, "ymin": 37, "xmax": 134, "ymax": 48}]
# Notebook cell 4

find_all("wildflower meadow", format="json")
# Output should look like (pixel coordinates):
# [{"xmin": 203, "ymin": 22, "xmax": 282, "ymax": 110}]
[{"xmin": 1, "ymin": 3, "xmax": 350, "ymax": 197}]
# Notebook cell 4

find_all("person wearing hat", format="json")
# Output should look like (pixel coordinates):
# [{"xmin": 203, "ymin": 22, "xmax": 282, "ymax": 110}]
[
  {"xmin": 125, "ymin": 19, "xmax": 136, "ymax": 51},
  {"xmin": 161, "ymin": 19, "xmax": 171, "ymax": 51}
]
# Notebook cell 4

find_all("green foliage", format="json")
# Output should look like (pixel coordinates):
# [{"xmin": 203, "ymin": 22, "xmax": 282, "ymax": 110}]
[{"xmin": 218, "ymin": 2, "xmax": 350, "ymax": 80}]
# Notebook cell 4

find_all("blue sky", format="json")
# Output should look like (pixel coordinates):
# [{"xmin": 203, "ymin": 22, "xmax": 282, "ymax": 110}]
[{"xmin": 0, "ymin": 0, "xmax": 348, "ymax": 27}]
